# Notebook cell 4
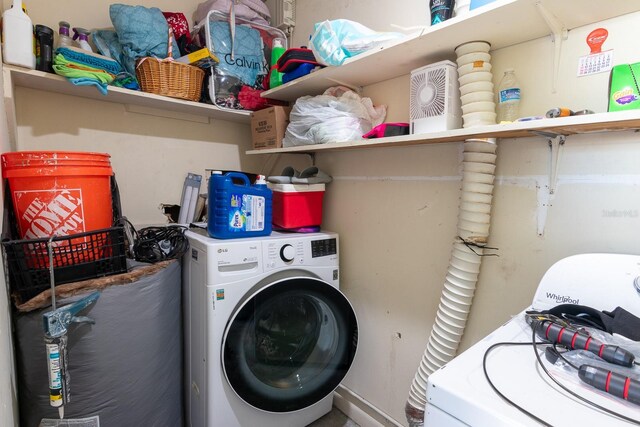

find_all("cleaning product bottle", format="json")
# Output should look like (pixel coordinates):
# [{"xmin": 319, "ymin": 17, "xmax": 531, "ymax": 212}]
[
  {"xmin": 35, "ymin": 24, "xmax": 54, "ymax": 73},
  {"xmin": 497, "ymin": 68, "xmax": 521, "ymax": 122},
  {"xmin": 208, "ymin": 172, "xmax": 272, "ymax": 239},
  {"xmin": 430, "ymin": 0, "xmax": 455, "ymax": 25},
  {"xmin": 72, "ymin": 27, "xmax": 93, "ymax": 52},
  {"xmin": 269, "ymin": 38, "xmax": 286, "ymax": 89},
  {"xmin": 2, "ymin": 0, "xmax": 36, "ymax": 69},
  {"xmin": 55, "ymin": 21, "xmax": 74, "ymax": 49}
]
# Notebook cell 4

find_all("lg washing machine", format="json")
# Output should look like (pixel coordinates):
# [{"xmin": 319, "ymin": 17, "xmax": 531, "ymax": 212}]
[{"xmin": 183, "ymin": 229, "xmax": 358, "ymax": 427}]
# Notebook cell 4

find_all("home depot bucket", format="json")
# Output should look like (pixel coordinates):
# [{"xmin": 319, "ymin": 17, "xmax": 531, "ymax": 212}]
[{"xmin": 1, "ymin": 151, "xmax": 114, "ymax": 241}]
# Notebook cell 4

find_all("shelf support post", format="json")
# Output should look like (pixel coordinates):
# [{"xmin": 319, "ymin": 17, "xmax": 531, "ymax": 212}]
[
  {"xmin": 532, "ymin": 131, "xmax": 566, "ymax": 236},
  {"xmin": 535, "ymin": 1, "xmax": 568, "ymax": 94}
]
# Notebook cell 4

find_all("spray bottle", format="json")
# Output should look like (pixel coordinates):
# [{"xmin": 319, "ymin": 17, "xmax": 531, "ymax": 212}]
[
  {"xmin": 56, "ymin": 21, "xmax": 74, "ymax": 49},
  {"xmin": 72, "ymin": 27, "xmax": 93, "ymax": 52},
  {"xmin": 2, "ymin": 0, "xmax": 36, "ymax": 69}
]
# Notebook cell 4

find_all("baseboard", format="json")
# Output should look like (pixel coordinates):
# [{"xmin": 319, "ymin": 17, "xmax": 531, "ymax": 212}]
[{"xmin": 333, "ymin": 385, "xmax": 403, "ymax": 427}]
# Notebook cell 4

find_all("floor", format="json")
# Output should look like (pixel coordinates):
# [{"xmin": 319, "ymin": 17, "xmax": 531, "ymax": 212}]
[{"xmin": 308, "ymin": 407, "xmax": 359, "ymax": 427}]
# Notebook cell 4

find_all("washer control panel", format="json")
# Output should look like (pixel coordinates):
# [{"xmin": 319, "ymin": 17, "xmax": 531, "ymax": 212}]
[
  {"xmin": 311, "ymin": 238, "xmax": 337, "ymax": 258},
  {"xmin": 265, "ymin": 236, "xmax": 338, "ymax": 270}
]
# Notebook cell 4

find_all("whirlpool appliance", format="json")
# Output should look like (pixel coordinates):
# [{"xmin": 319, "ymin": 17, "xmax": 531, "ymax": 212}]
[
  {"xmin": 183, "ymin": 229, "xmax": 358, "ymax": 427},
  {"xmin": 425, "ymin": 253, "xmax": 640, "ymax": 426}
]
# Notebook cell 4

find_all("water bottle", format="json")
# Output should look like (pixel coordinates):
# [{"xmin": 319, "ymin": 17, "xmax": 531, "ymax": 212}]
[{"xmin": 497, "ymin": 68, "xmax": 521, "ymax": 122}]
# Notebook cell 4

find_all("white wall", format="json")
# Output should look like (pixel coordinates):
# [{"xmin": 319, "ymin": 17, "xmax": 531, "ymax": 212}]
[
  {"xmin": 3, "ymin": 1, "xmax": 640, "ymax": 426},
  {"xmin": 280, "ymin": 1, "xmax": 640, "ymax": 425}
]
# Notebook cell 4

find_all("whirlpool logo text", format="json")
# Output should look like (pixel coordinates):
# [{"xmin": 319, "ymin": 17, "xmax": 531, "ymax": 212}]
[{"xmin": 545, "ymin": 292, "xmax": 579, "ymax": 305}]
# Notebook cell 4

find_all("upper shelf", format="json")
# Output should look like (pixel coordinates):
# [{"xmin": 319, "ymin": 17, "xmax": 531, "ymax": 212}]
[
  {"xmin": 262, "ymin": 0, "xmax": 640, "ymax": 102},
  {"xmin": 245, "ymin": 110, "xmax": 640, "ymax": 154},
  {"xmin": 4, "ymin": 66, "xmax": 250, "ymax": 123}
]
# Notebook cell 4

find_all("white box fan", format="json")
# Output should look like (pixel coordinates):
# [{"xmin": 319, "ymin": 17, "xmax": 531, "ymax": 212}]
[{"xmin": 410, "ymin": 60, "xmax": 461, "ymax": 134}]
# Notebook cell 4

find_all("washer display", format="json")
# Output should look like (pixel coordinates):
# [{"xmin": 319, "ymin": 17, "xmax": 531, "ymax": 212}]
[{"xmin": 184, "ymin": 229, "xmax": 357, "ymax": 427}]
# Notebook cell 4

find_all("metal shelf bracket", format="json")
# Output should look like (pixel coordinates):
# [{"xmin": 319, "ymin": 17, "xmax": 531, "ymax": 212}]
[
  {"xmin": 535, "ymin": 1, "xmax": 568, "ymax": 94},
  {"xmin": 532, "ymin": 131, "xmax": 566, "ymax": 236}
]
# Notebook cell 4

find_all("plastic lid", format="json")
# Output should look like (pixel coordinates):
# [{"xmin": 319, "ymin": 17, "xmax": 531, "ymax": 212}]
[
  {"xmin": 256, "ymin": 174, "xmax": 267, "ymax": 184},
  {"xmin": 72, "ymin": 27, "xmax": 90, "ymax": 40},
  {"xmin": 211, "ymin": 170, "xmax": 222, "ymax": 175},
  {"xmin": 35, "ymin": 25, "xmax": 54, "ymax": 36}
]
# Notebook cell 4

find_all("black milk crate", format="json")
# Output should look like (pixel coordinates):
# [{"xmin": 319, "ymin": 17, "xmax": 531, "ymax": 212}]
[{"xmin": 2, "ymin": 226, "xmax": 127, "ymax": 303}]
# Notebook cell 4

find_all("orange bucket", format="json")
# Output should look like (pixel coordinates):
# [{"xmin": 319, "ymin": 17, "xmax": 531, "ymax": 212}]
[{"xmin": 1, "ymin": 151, "xmax": 114, "ymax": 241}]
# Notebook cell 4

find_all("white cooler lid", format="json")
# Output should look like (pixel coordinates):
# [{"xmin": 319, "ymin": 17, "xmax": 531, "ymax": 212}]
[{"xmin": 268, "ymin": 183, "xmax": 325, "ymax": 193}]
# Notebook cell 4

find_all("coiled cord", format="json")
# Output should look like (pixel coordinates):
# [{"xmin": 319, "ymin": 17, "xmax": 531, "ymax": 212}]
[{"xmin": 118, "ymin": 218, "xmax": 189, "ymax": 263}]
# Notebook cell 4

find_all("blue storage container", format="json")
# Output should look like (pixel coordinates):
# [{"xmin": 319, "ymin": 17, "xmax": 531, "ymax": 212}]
[
  {"xmin": 208, "ymin": 172, "xmax": 272, "ymax": 239},
  {"xmin": 470, "ymin": 0, "xmax": 496, "ymax": 10}
]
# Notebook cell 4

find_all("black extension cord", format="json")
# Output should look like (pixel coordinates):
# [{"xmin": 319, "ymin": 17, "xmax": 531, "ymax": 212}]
[{"xmin": 117, "ymin": 218, "xmax": 189, "ymax": 263}]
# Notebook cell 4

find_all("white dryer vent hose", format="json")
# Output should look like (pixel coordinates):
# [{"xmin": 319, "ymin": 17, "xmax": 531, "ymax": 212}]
[{"xmin": 406, "ymin": 138, "xmax": 497, "ymax": 426}]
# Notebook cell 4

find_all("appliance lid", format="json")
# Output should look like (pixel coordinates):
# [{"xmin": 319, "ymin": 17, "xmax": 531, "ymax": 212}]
[{"xmin": 532, "ymin": 253, "xmax": 640, "ymax": 315}]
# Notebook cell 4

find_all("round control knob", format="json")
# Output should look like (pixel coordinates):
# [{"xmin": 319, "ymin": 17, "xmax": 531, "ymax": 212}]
[{"xmin": 280, "ymin": 244, "xmax": 295, "ymax": 262}]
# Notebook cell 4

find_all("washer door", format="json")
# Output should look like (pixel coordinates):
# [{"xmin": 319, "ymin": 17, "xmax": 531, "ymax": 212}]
[{"xmin": 222, "ymin": 276, "xmax": 358, "ymax": 413}]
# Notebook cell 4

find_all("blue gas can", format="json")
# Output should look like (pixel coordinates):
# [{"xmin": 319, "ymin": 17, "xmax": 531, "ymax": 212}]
[{"xmin": 207, "ymin": 172, "xmax": 272, "ymax": 239}]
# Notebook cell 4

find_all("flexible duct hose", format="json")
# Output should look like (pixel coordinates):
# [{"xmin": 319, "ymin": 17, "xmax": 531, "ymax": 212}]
[{"xmin": 406, "ymin": 138, "xmax": 497, "ymax": 426}]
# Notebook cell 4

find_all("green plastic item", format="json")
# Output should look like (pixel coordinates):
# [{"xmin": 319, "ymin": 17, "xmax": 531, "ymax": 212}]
[
  {"xmin": 269, "ymin": 38, "xmax": 286, "ymax": 89},
  {"xmin": 608, "ymin": 63, "xmax": 640, "ymax": 112}
]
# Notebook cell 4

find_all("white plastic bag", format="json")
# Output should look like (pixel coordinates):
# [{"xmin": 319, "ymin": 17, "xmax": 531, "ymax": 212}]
[
  {"xmin": 283, "ymin": 86, "xmax": 386, "ymax": 147},
  {"xmin": 309, "ymin": 19, "xmax": 405, "ymax": 66}
]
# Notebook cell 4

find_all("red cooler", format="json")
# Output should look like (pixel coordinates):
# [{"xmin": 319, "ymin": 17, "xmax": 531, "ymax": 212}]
[{"xmin": 270, "ymin": 183, "xmax": 325, "ymax": 229}]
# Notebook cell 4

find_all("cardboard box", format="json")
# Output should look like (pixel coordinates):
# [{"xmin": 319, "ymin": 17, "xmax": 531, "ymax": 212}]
[
  {"xmin": 251, "ymin": 106, "xmax": 291, "ymax": 150},
  {"xmin": 175, "ymin": 47, "xmax": 219, "ymax": 69}
]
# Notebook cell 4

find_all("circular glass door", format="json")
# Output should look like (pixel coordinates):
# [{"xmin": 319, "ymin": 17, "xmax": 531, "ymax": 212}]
[{"xmin": 222, "ymin": 276, "xmax": 358, "ymax": 413}]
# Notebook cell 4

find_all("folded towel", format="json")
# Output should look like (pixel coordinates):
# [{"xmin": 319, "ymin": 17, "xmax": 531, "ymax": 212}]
[
  {"xmin": 56, "ymin": 46, "xmax": 123, "ymax": 75},
  {"xmin": 53, "ymin": 55, "xmax": 114, "ymax": 82},
  {"xmin": 53, "ymin": 53, "xmax": 115, "ymax": 94},
  {"xmin": 112, "ymin": 73, "xmax": 140, "ymax": 90},
  {"xmin": 68, "ymin": 77, "xmax": 109, "ymax": 95}
]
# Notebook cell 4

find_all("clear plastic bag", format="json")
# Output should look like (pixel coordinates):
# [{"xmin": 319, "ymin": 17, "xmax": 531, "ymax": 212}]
[
  {"xmin": 283, "ymin": 86, "xmax": 386, "ymax": 147},
  {"xmin": 309, "ymin": 19, "xmax": 404, "ymax": 67},
  {"xmin": 192, "ymin": 10, "xmax": 286, "ymax": 110}
]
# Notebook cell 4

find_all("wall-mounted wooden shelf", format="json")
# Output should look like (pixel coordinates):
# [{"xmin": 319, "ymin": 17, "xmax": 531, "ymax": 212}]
[
  {"xmin": 262, "ymin": 0, "xmax": 639, "ymax": 102},
  {"xmin": 246, "ymin": 110, "xmax": 640, "ymax": 154},
  {"xmin": 3, "ymin": 65, "xmax": 250, "ymax": 123}
]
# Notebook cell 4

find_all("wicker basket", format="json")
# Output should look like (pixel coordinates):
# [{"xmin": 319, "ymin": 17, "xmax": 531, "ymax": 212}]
[{"xmin": 136, "ymin": 57, "xmax": 205, "ymax": 102}]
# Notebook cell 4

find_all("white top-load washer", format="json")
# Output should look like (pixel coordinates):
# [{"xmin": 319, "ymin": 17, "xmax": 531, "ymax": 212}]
[
  {"xmin": 183, "ymin": 229, "xmax": 358, "ymax": 427},
  {"xmin": 425, "ymin": 253, "xmax": 640, "ymax": 426}
]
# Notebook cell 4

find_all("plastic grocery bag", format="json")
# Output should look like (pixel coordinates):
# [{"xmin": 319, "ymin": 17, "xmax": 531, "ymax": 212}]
[
  {"xmin": 283, "ymin": 86, "xmax": 387, "ymax": 147},
  {"xmin": 309, "ymin": 19, "xmax": 404, "ymax": 66}
]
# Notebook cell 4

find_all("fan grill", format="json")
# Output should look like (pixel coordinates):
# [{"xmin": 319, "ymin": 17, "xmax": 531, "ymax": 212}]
[{"xmin": 410, "ymin": 67, "xmax": 448, "ymax": 119}]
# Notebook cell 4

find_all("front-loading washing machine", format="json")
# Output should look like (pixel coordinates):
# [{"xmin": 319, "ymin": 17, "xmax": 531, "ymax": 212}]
[{"xmin": 183, "ymin": 228, "xmax": 358, "ymax": 427}]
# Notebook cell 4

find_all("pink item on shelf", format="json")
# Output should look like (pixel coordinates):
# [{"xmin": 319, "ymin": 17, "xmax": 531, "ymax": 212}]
[{"xmin": 362, "ymin": 122, "xmax": 410, "ymax": 139}]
